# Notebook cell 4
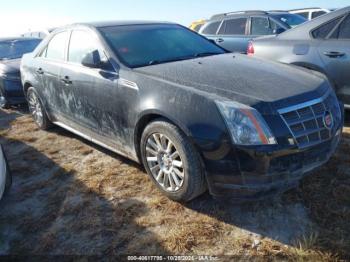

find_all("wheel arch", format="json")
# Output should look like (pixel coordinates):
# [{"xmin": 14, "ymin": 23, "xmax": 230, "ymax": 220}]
[
  {"xmin": 23, "ymin": 81, "xmax": 33, "ymax": 97},
  {"xmin": 133, "ymin": 110, "xmax": 192, "ymax": 162}
]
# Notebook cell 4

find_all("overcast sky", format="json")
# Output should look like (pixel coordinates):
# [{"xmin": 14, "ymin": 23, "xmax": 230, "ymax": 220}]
[{"xmin": 1, "ymin": 0, "xmax": 348, "ymax": 36}]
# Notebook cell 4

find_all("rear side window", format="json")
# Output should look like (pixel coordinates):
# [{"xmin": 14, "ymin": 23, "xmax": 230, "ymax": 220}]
[
  {"xmin": 202, "ymin": 21, "xmax": 221, "ymax": 35},
  {"xmin": 312, "ymin": 17, "xmax": 342, "ymax": 39},
  {"xmin": 45, "ymin": 31, "xmax": 69, "ymax": 60},
  {"xmin": 297, "ymin": 12, "xmax": 309, "ymax": 19},
  {"xmin": 219, "ymin": 18, "xmax": 247, "ymax": 35},
  {"xmin": 68, "ymin": 30, "xmax": 99, "ymax": 64},
  {"xmin": 251, "ymin": 17, "xmax": 272, "ymax": 35},
  {"xmin": 312, "ymin": 11, "xmax": 326, "ymax": 19},
  {"xmin": 331, "ymin": 15, "xmax": 350, "ymax": 39}
]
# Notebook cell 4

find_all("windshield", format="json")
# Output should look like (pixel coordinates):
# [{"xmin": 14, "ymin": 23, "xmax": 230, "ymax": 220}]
[
  {"xmin": 271, "ymin": 14, "xmax": 307, "ymax": 28},
  {"xmin": 99, "ymin": 24, "xmax": 226, "ymax": 68},
  {"xmin": 0, "ymin": 39, "xmax": 41, "ymax": 60}
]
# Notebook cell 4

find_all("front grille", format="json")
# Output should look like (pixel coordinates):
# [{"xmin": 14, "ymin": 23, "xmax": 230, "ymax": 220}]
[{"xmin": 279, "ymin": 90, "xmax": 341, "ymax": 149}]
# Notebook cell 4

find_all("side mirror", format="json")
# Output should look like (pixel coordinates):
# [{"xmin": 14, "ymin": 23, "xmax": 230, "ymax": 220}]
[
  {"xmin": 81, "ymin": 50, "xmax": 102, "ymax": 68},
  {"xmin": 273, "ymin": 28, "xmax": 286, "ymax": 35}
]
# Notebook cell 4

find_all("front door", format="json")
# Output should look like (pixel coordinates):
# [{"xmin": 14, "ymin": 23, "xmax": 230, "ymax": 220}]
[{"xmin": 60, "ymin": 29, "xmax": 129, "ymax": 150}]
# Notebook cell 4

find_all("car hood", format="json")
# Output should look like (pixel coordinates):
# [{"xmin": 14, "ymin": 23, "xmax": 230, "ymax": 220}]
[
  {"xmin": 0, "ymin": 58, "xmax": 21, "ymax": 74},
  {"xmin": 135, "ymin": 53, "xmax": 327, "ymax": 105}
]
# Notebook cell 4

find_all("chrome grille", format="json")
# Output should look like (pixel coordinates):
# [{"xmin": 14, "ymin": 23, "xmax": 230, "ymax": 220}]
[{"xmin": 279, "ymin": 91, "xmax": 341, "ymax": 149}]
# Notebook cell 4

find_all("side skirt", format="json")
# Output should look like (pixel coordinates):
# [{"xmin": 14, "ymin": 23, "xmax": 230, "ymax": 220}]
[{"xmin": 53, "ymin": 121, "xmax": 140, "ymax": 163}]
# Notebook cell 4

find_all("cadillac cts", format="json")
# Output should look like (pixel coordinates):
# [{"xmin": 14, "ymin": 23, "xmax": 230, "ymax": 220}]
[{"xmin": 21, "ymin": 22, "xmax": 344, "ymax": 202}]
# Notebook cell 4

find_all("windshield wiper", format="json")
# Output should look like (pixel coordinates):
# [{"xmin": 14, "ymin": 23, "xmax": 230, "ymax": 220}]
[
  {"xmin": 193, "ymin": 52, "xmax": 222, "ymax": 58},
  {"xmin": 145, "ymin": 53, "xmax": 222, "ymax": 67},
  {"xmin": 148, "ymin": 56, "xmax": 195, "ymax": 66}
]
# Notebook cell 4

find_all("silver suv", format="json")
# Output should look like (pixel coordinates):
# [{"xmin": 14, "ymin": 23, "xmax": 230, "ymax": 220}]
[{"xmin": 199, "ymin": 10, "xmax": 306, "ymax": 53}]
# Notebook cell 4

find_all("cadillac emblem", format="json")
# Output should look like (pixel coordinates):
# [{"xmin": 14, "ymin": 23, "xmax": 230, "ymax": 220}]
[{"xmin": 323, "ymin": 111, "xmax": 334, "ymax": 130}]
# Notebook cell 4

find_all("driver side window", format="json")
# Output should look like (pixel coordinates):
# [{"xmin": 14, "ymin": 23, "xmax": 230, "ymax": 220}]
[
  {"xmin": 68, "ymin": 30, "xmax": 102, "ymax": 64},
  {"xmin": 68, "ymin": 30, "xmax": 113, "ymax": 70}
]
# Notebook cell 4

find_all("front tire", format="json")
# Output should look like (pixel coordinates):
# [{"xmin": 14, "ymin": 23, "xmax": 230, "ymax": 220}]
[
  {"xmin": 140, "ymin": 119, "xmax": 206, "ymax": 202},
  {"xmin": 27, "ymin": 87, "xmax": 52, "ymax": 130}
]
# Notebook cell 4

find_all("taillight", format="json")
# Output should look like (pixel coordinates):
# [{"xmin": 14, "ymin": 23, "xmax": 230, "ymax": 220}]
[{"xmin": 247, "ymin": 41, "xmax": 254, "ymax": 56}]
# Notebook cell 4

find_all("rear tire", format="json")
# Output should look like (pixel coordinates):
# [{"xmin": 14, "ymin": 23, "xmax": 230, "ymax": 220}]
[
  {"xmin": 140, "ymin": 119, "xmax": 206, "ymax": 202},
  {"xmin": 27, "ymin": 87, "xmax": 52, "ymax": 130}
]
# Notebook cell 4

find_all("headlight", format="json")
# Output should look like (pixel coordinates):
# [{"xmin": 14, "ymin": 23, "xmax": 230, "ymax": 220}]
[{"xmin": 216, "ymin": 100, "xmax": 277, "ymax": 145}]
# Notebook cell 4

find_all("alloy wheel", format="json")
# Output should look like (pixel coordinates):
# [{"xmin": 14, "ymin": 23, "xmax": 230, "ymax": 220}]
[
  {"xmin": 28, "ymin": 91, "xmax": 44, "ymax": 127},
  {"xmin": 145, "ymin": 133, "xmax": 185, "ymax": 192}
]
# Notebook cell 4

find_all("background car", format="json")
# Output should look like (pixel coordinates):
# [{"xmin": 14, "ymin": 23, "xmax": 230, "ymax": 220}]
[
  {"xmin": 189, "ymin": 19, "xmax": 206, "ymax": 32},
  {"xmin": 289, "ymin": 7, "xmax": 335, "ymax": 20},
  {"xmin": 248, "ymin": 6, "xmax": 350, "ymax": 107},
  {"xmin": 21, "ymin": 21, "xmax": 342, "ymax": 202},
  {"xmin": 199, "ymin": 10, "xmax": 306, "ymax": 53},
  {"xmin": 0, "ymin": 37, "xmax": 41, "ymax": 108},
  {"xmin": 21, "ymin": 28, "xmax": 55, "ymax": 39},
  {"xmin": 0, "ymin": 144, "xmax": 11, "ymax": 201}
]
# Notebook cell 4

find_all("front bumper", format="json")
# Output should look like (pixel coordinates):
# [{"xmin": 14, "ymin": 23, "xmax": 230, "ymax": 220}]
[{"xmin": 205, "ymin": 130, "xmax": 341, "ymax": 200}]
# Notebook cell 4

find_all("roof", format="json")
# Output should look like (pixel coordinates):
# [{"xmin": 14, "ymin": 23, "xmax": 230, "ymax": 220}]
[
  {"xmin": 289, "ymin": 7, "xmax": 322, "ymax": 11},
  {"xmin": 0, "ymin": 37, "xmax": 41, "ymax": 42},
  {"xmin": 210, "ymin": 10, "xmax": 291, "ymax": 20},
  {"xmin": 71, "ymin": 20, "xmax": 174, "ymax": 28}
]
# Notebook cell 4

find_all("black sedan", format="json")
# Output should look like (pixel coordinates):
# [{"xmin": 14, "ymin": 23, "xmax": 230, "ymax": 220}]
[
  {"xmin": 21, "ymin": 21, "xmax": 343, "ymax": 202},
  {"xmin": 0, "ymin": 37, "xmax": 41, "ymax": 108}
]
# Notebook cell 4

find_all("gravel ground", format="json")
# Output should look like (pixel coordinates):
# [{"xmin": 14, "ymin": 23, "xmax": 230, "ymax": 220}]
[{"xmin": 0, "ymin": 108, "xmax": 349, "ymax": 260}]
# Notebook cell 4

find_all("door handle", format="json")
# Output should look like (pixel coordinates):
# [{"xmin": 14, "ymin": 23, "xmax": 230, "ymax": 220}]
[
  {"xmin": 216, "ymin": 38, "xmax": 224, "ymax": 43},
  {"xmin": 36, "ymin": 68, "xmax": 44, "ymax": 75},
  {"xmin": 323, "ymin": 51, "xmax": 345, "ymax": 58},
  {"xmin": 61, "ymin": 76, "xmax": 72, "ymax": 85}
]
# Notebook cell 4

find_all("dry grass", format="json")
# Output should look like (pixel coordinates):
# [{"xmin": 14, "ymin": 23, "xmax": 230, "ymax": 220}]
[{"xmin": 0, "ymin": 108, "xmax": 349, "ymax": 260}]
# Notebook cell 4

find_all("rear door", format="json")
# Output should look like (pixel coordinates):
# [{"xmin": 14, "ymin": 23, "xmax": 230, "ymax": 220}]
[
  {"xmin": 316, "ymin": 14, "xmax": 350, "ymax": 104},
  {"xmin": 215, "ymin": 17, "xmax": 249, "ymax": 53},
  {"xmin": 36, "ymin": 31, "xmax": 70, "ymax": 117}
]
